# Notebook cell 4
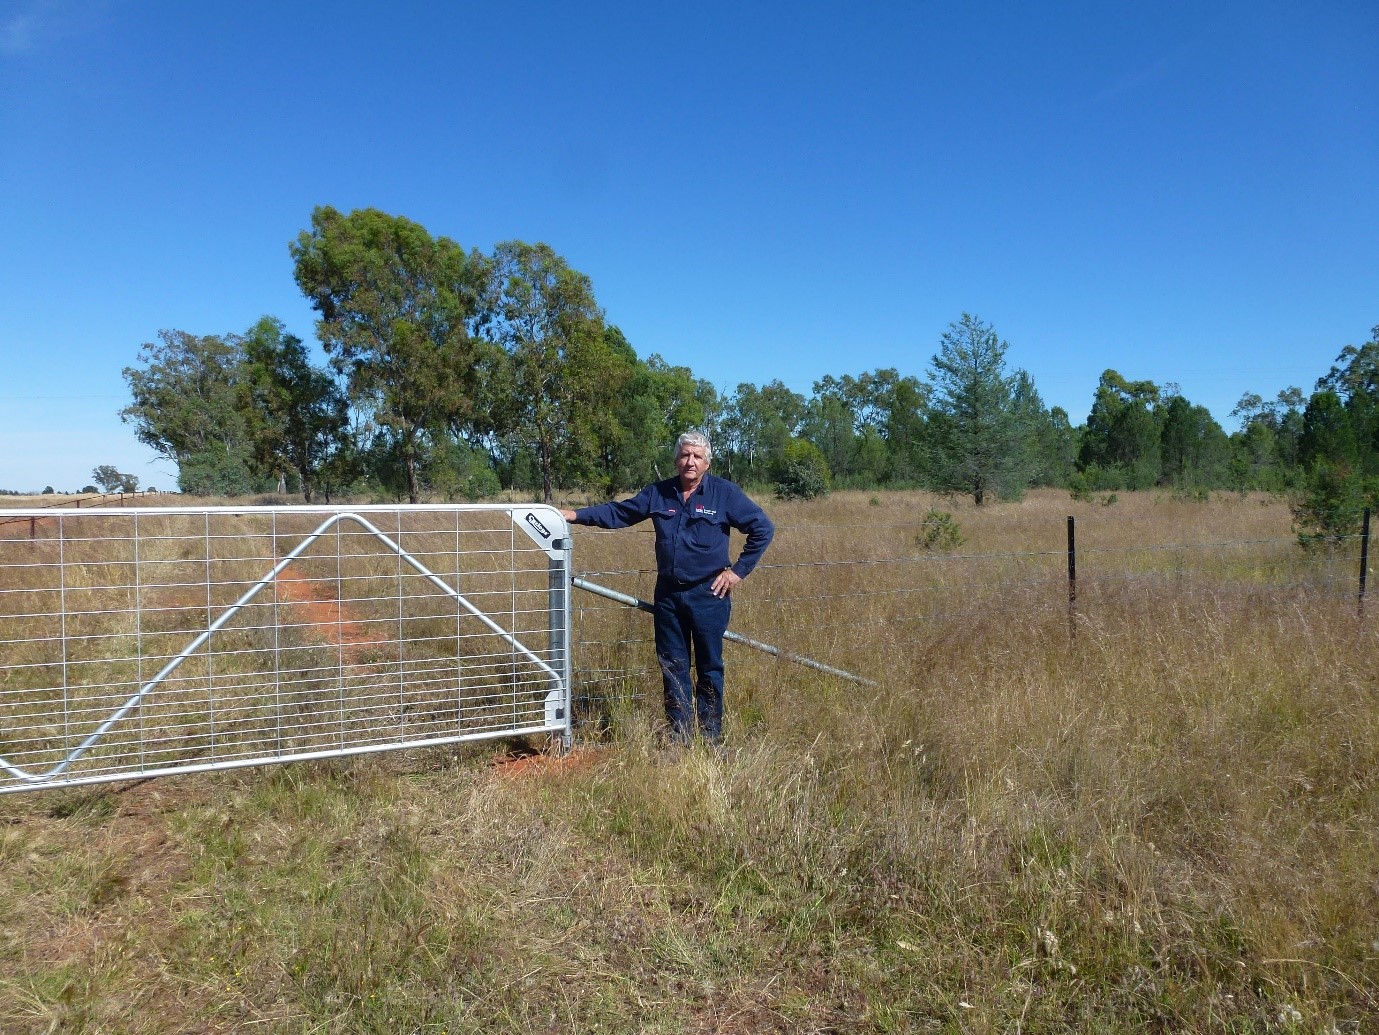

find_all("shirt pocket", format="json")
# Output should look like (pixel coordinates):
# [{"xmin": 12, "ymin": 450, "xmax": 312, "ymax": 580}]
[{"xmin": 684, "ymin": 509, "xmax": 725, "ymax": 543}]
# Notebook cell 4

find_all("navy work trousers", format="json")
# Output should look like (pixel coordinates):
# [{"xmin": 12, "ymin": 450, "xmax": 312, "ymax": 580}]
[{"xmin": 652, "ymin": 576, "xmax": 731, "ymax": 744}]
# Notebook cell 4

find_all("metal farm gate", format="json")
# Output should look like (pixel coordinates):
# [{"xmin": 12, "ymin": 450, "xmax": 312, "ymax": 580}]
[{"xmin": 0, "ymin": 505, "xmax": 572, "ymax": 793}]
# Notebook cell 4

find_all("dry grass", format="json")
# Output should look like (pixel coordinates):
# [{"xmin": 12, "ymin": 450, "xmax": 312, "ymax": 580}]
[{"xmin": 1, "ymin": 489, "xmax": 1376, "ymax": 1033}]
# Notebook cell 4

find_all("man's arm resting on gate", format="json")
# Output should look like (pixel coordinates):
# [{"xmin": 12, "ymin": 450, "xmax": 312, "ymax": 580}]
[{"xmin": 561, "ymin": 483, "xmax": 657, "ymax": 529}]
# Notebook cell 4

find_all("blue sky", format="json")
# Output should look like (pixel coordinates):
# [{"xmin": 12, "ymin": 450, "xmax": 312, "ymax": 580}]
[{"xmin": 1, "ymin": 1, "xmax": 1375, "ymax": 492}]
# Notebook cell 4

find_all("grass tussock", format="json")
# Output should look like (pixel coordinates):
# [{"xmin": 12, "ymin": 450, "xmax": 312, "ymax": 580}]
[{"xmin": 1, "ymin": 489, "xmax": 1377, "ymax": 1032}]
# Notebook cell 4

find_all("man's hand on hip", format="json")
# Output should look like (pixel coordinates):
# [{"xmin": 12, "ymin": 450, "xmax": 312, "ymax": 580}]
[{"xmin": 711, "ymin": 568, "xmax": 741, "ymax": 598}]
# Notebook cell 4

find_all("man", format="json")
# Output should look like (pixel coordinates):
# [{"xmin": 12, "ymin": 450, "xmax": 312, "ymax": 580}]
[{"xmin": 560, "ymin": 431, "xmax": 774, "ymax": 746}]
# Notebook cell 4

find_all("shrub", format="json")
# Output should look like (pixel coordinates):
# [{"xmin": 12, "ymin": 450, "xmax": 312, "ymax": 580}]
[
  {"xmin": 177, "ymin": 445, "xmax": 260, "ymax": 497},
  {"xmin": 773, "ymin": 439, "xmax": 831, "ymax": 500},
  {"xmin": 1291, "ymin": 461, "xmax": 1376, "ymax": 549},
  {"xmin": 1069, "ymin": 464, "xmax": 1123, "ymax": 501},
  {"xmin": 916, "ymin": 508, "xmax": 963, "ymax": 551},
  {"xmin": 426, "ymin": 438, "xmax": 502, "ymax": 502}
]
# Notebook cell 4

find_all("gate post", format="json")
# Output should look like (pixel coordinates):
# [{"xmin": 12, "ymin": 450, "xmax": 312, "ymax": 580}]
[{"xmin": 548, "ymin": 531, "xmax": 574, "ymax": 752}]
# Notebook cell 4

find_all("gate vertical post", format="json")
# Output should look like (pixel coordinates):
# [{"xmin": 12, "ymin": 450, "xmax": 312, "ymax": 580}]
[
  {"xmin": 548, "ymin": 531, "xmax": 573, "ymax": 751},
  {"xmin": 1067, "ymin": 515, "xmax": 1077, "ymax": 643}
]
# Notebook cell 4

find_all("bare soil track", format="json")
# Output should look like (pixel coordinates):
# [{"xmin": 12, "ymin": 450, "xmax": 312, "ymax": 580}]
[{"xmin": 270, "ymin": 564, "xmax": 385, "ymax": 665}]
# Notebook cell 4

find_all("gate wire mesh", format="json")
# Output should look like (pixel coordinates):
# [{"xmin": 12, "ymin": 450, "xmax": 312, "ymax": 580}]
[
  {"xmin": 571, "ymin": 517, "xmax": 1367, "ymax": 710},
  {"xmin": 0, "ymin": 505, "xmax": 571, "ymax": 793}
]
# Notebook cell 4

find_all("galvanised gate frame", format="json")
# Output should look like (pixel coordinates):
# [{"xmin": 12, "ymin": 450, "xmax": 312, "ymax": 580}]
[{"xmin": 0, "ymin": 505, "xmax": 572, "ymax": 794}]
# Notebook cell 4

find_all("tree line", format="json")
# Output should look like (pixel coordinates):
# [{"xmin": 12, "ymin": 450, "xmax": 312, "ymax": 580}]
[{"xmin": 120, "ymin": 206, "xmax": 1379, "ymax": 535}]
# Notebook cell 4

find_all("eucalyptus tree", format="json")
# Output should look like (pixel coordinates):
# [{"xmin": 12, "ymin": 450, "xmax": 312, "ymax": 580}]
[
  {"xmin": 1011, "ymin": 370, "xmax": 1077, "ymax": 487},
  {"xmin": 121, "ymin": 328, "xmax": 259, "ymax": 495},
  {"xmin": 883, "ymin": 374, "xmax": 932, "ymax": 484},
  {"xmin": 802, "ymin": 392, "xmax": 865, "ymax": 483},
  {"xmin": 482, "ymin": 241, "xmax": 618, "ymax": 503},
  {"xmin": 719, "ymin": 380, "xmax": 807, "ymax": 483},
  {"xmin": 812, "ymin": 368, "xmax": 932, "ymax": 485},
  {"xmin": 1318, "ymin": 326, "xmax": 1379, "ymax": 401},
  {"xmin": 91, "ymin": 465, "xmax": 138, "ymax": 493},
  {"xmin": 597, "ymin": 332, "xmax": 718, "ymax": 490},
  {"xmin": 1289, "ymin": 326, "xmax": 1379, "ymax": 543},
  {"xmin": 1078, "ymin": 370, "xmax": 1163, "ymax": 489},
  {"xmin": 291, "ymin": 206, "xmax": 486, "ymax": 503},
  {"xmin": 1158, "ymin": 391, "xmax": 1230, "ymax": 488},
  {"xmin": 238, "ymin": 316, "xmax": 351, "ymax": 503},
  {"xmin": 1298, "ymin": 390, "xmax": 1359, "ymax": 472},
  {"xmin": 813, "ymin": 369, "xmax": 919, "ymax": 436},
  {"xmin": 1317, "ymin": 325, "xmax": 1379, "ymax": 474}
]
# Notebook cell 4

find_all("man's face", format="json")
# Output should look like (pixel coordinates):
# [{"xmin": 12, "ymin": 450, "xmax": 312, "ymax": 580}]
[{"xmin": 675, "ymin": 444, "xmax": 710, "ymax": 485}]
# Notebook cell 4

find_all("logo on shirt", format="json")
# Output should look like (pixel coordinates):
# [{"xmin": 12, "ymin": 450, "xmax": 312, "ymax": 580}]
[{"xmin": 694, "ymin": 505, "xmax": 717, "ymax": 517}]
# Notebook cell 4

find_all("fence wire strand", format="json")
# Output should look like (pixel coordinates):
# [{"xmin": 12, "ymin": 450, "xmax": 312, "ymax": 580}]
[
  {"xmin": 5, "ymin": 506, "xmax": 1369, "ymax": 782},
  {"xmin": 570, "ymin": 519, "xmax": 1369, "ymax": 712}
]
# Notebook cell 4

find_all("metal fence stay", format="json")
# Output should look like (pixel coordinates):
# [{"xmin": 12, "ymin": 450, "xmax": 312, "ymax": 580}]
[{"xmin": 0, "ymin": 504, "xmax": 572, "ymax": 794}]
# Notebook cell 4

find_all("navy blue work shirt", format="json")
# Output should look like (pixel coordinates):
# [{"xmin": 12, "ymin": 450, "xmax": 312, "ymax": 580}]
[{"xmin": 571, "ymin": 473, "xmax": 774, "ymax": 584}]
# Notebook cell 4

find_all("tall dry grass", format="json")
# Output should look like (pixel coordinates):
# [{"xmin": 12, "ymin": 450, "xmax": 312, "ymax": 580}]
[{"xmin": 0, "ymin": 489, "xmax": 1375, "ymax": 1033}]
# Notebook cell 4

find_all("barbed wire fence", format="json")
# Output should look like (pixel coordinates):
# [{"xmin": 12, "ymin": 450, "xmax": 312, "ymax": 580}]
[{"xmin": 568, "ymin": 512, "xmax": 1373, "ymax": 727}]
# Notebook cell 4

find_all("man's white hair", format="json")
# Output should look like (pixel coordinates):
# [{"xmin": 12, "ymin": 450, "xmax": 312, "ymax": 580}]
[{"xmin": 675, "ymin": 431, "xmax": 712, "ymax": 461}]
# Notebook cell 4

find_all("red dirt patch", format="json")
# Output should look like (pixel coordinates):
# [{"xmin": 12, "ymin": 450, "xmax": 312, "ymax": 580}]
[
  {"xmin": 491, "ymin": 745, "xmax": 607, "ymax": 780},
  {"xmin": 273, "ymin": 565, "xmax": 386, "ymax": 663}
]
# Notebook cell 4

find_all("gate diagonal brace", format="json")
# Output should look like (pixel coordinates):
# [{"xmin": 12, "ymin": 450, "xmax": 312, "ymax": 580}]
[{"xmin": 0, "ymin": 512, "xmax": 563, "ymax": 786}]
